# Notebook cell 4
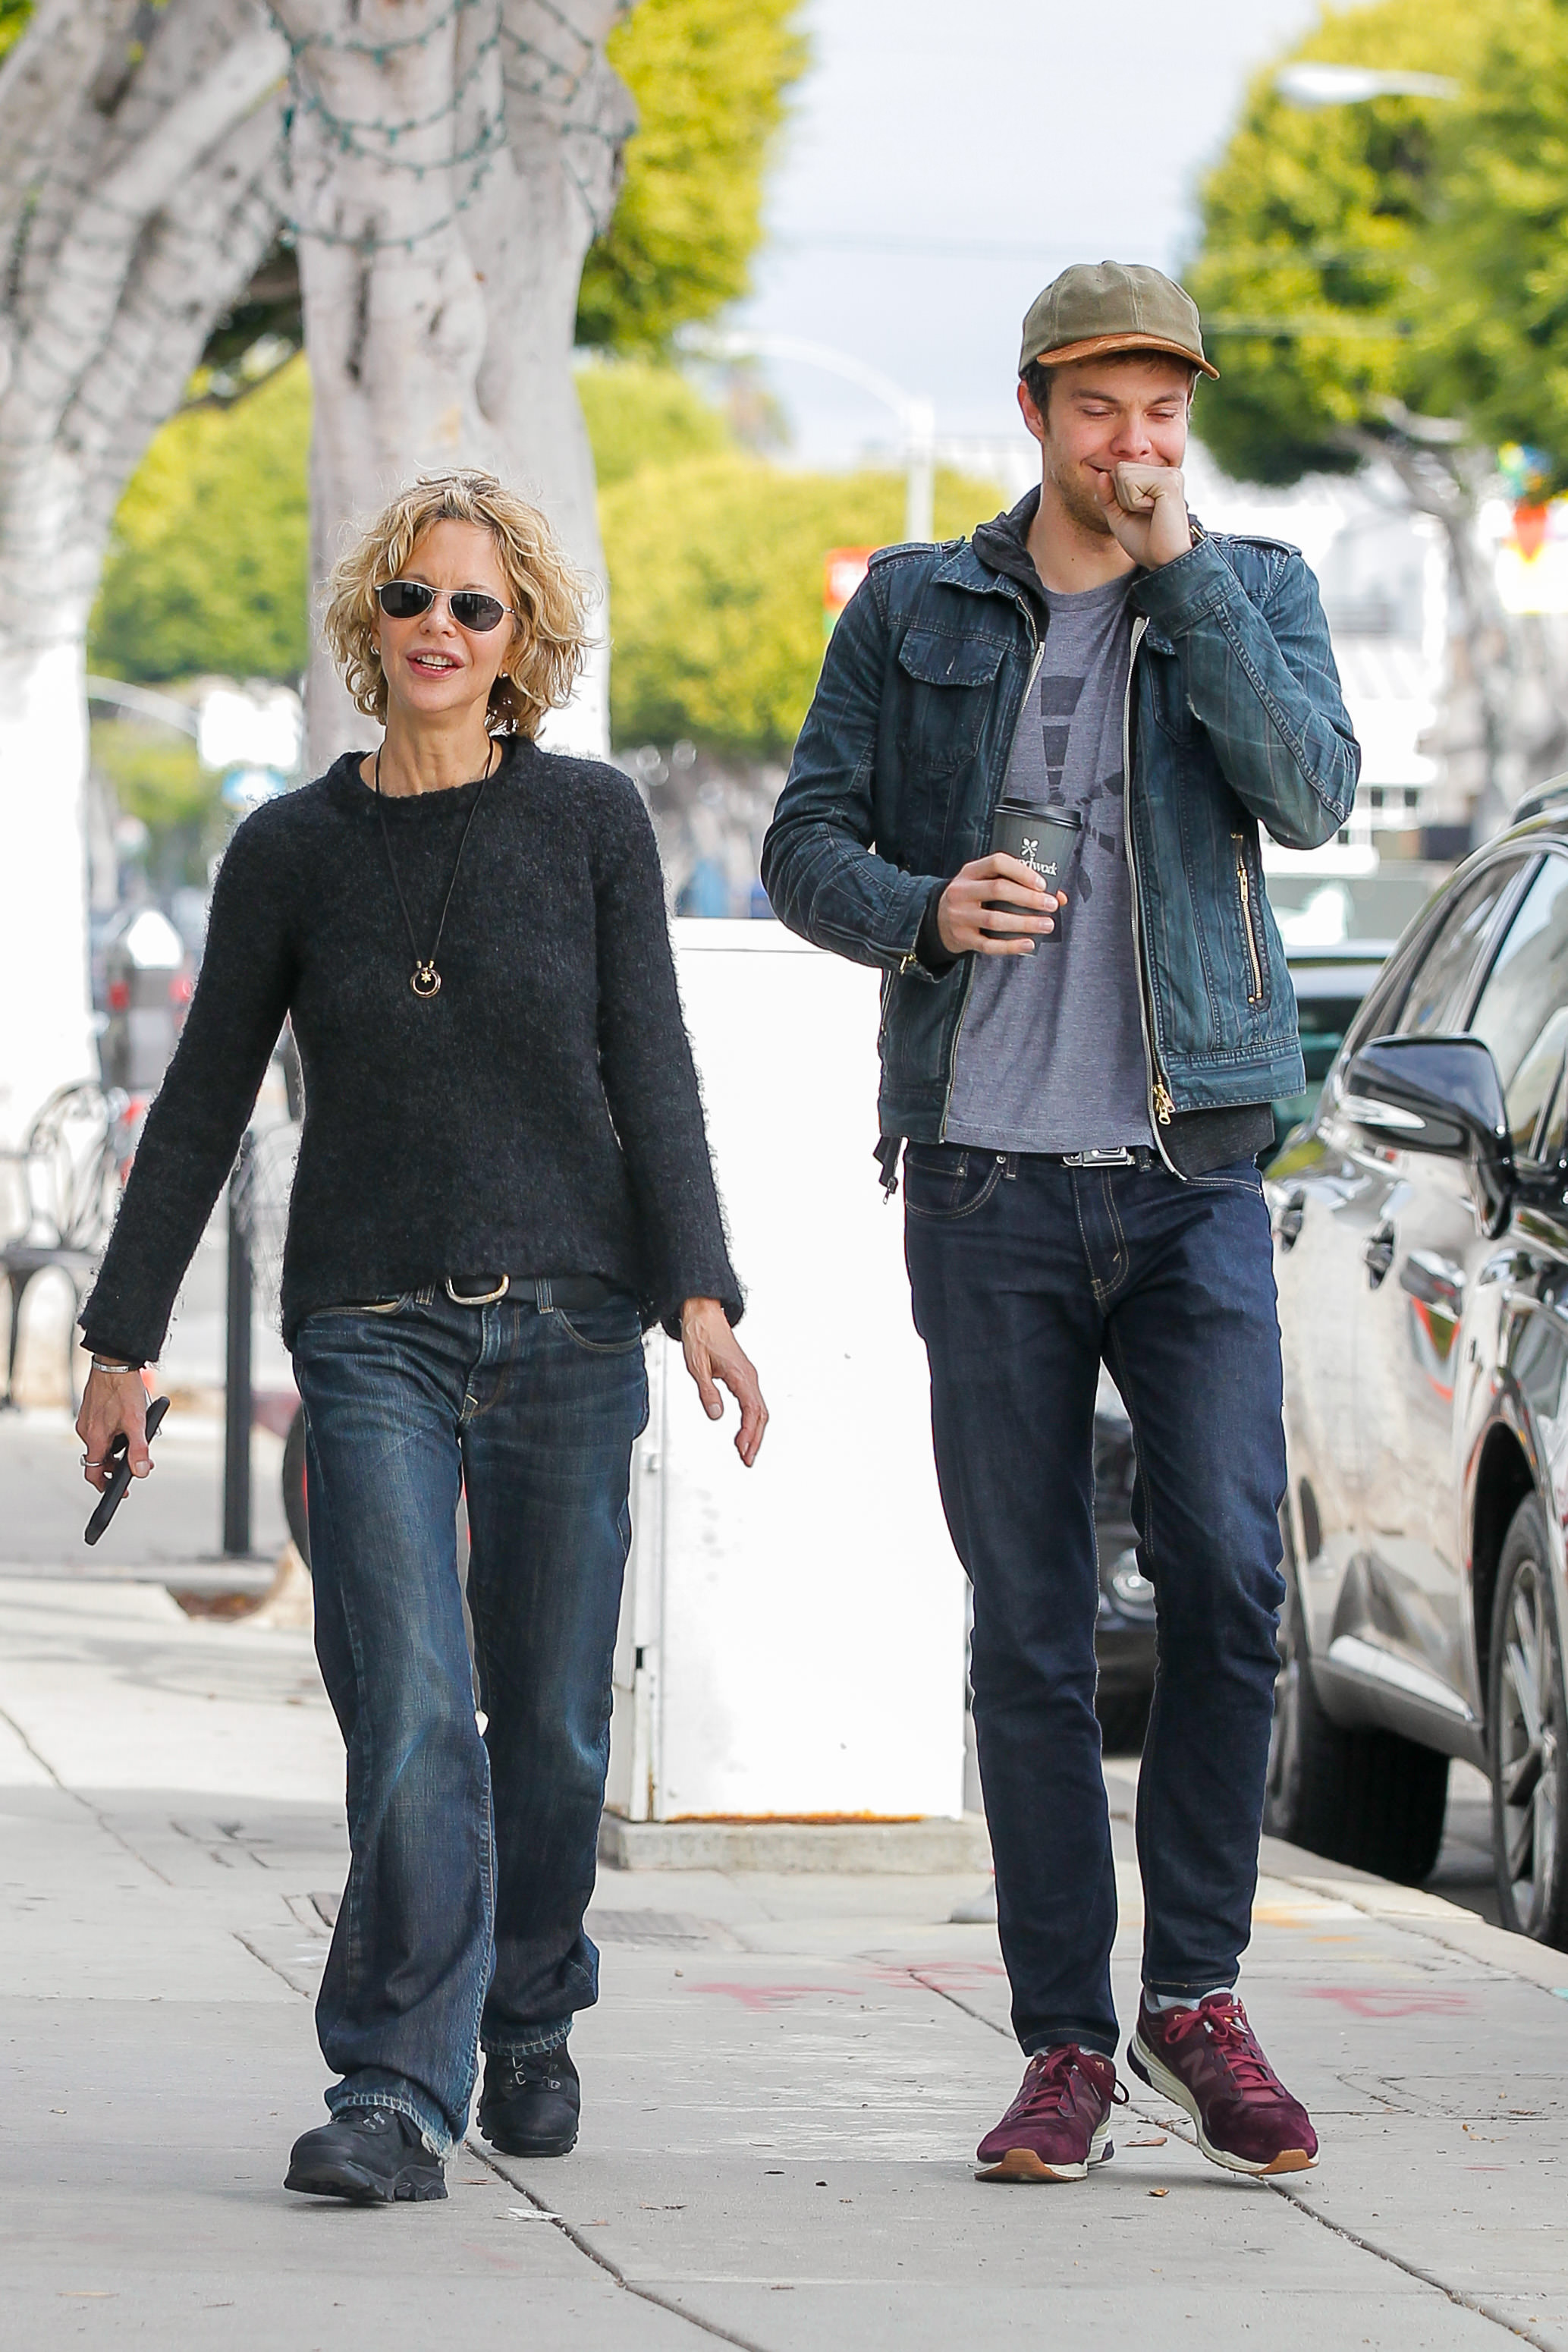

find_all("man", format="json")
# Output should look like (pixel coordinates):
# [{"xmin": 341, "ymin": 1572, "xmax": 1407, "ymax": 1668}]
[{"xmin": 761, "ymin": 262, "xmax": 1357, "ymax": 2184}]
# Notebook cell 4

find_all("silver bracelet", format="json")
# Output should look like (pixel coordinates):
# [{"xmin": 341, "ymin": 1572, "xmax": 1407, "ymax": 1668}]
[{"xmin": 90, "ymin": 1354, "xmax": 140, "ymax": 1375}]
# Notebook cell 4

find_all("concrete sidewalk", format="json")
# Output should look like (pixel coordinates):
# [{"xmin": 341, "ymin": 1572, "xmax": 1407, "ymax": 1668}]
[
  {"xmin": 0, "ymin": 1406, "xmax": 287, "ymax": 1574},
  {"xmin": 5, "ymin": 1575, "xmax": 1568, "ymax": 2350}
]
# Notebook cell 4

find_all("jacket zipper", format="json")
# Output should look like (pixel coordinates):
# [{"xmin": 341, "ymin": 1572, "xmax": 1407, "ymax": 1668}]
[
  {"xmin": 1123, "ymin": 615, "xmax": 1179, "ymax": 1166},
  {"xmin": 938, "ymin": 626, "xmax": 1043, "ymax": 1139},
  {"xmin": 1233, "ymin": 832, "xmax": 1265, "ymax": 1005}
]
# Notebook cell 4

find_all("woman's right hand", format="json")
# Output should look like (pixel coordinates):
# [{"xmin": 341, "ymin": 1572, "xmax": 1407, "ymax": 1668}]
[{"xmin": 75, "ymin": 1366, "xmax": 152, "ymax": 1492}]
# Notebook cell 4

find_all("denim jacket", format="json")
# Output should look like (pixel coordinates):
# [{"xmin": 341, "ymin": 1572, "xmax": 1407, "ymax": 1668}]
[{"xmin": 759, "ymin": 495, "xmax": 1360, "ymax": 1162}]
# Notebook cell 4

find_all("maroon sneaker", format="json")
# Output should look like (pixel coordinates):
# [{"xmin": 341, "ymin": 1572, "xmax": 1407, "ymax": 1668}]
[
  {"xmin": 1128, "ymin": 1994, "xmax": 1318, "ymax": 2175},
  {"xmin": 976, "ymin": 2045, "xmax": 1124, "ymax": 2182}
]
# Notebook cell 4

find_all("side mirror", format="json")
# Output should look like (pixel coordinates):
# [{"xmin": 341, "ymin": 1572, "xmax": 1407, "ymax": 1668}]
[{"xmin": 1343, "ymin": 1034, "xmax": 1513, "ymax": 1231}]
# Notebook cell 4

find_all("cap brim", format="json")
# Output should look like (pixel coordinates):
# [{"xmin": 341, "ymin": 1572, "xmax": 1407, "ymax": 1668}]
[{"xmin": 1020, "ymin": 330, "xmax": 1219, "ymax": 382}]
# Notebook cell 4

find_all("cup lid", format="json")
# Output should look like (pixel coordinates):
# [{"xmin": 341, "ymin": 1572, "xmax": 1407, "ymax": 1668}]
[{"xmin": 1000, "ymin": 799, "xmax": 1083, "ymax": 825}]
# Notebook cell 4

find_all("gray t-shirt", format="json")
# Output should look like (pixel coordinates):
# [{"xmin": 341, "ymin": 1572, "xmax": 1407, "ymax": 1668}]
[{"xmin": 946, "ymin": 571, "xmax": 1154, "ymax": 1153}]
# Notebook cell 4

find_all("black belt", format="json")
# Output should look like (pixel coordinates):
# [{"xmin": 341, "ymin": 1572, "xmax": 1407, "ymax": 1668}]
[
  {"xmin": 445, "ymin": 1273, "xmax": 628, "ymax": 1310},
  {"xmin": 1037, "ymin": 1146, "xmax": 1158, "ymax": 1169}
]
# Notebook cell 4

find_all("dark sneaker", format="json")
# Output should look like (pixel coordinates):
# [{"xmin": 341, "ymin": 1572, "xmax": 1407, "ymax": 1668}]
[
  {"xmin": 976, "ymin": 2045, "xmax": 1124, "ymax": 2182},
  {"xmin": 284, "ymin": 2105, "xmax": 447, "ymax": 2203},
  {"xmin": 479, "ymin": 2043, "xmax": 580, "ymax": 2158},
  {"xmin": 1129, "ymin": 1994, "xmax": 1318, "ymax": 2175}
]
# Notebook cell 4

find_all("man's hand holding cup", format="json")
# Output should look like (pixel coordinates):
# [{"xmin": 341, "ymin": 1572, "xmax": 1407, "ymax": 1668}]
[{"xmin": 938, "ymin": 854, "xmax": 1064, "ymax": 957}]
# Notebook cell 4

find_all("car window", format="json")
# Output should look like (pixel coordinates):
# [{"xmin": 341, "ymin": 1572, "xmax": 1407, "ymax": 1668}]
[
  {"xmin": 1336, "ymin": 943, "xmax": 1424, "ymax": 1063},
  {"xmin": 1469, "ymin": 853, "xmax": 1568, "ymax": 1159},
  {"xmin": 1394, "ymin": 857, "xmax": 1534, "ymax": 1038},
  {"xmin": 1299, "ymin": 992, "xmax": 1372, "ymax": 1086},
  {"xmin": 1270, "ymin": 989, "xmax": 1377, "ymax": 1160}
]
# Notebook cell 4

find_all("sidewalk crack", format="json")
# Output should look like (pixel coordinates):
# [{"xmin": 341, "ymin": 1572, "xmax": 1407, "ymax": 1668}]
[
  {"xmin": 1261, "ymin": 2169, "xmax": 1559, "ymax": 2352},
  {"xmin": 467, "ymin": 2143, "xmax": 774, "ymax": 2352},
  {"xmin": 914, "ymin": 1967, "xmax": 1556, "ymax": 2350},
  {"xmin": 231, "ymin": 1930, "xmax": 306, "ymax": 1991},
  {"xmin": 215, "ymin": 1939, "xmax": 777, "ymax": 2336},
  {"xmin": 0, "ymin": 1698, "xmax": 170, "ymax": 1883}
]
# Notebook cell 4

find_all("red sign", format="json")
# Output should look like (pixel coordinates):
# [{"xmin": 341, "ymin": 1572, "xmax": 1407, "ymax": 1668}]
[
  {"xmin": 824, "ymin": 547, "xmax": 873, "ymax": 634},
  {"xmin": 1515, "ymin": 502, "xmax": 1550, "ymax": 560}
]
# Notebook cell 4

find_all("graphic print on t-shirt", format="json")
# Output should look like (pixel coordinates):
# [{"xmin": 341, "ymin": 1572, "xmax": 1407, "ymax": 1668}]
[
  {"xmin": 1039, "ymin": 679, "xmax": 1125, "ymax": 905},
  {"xmin": 946, "ymin": 571, "xmax": 1153, "ymax": 1154},
  {"xmin": 1041, "ymin": 673, "xmax": 1077, "ymax": 790}
]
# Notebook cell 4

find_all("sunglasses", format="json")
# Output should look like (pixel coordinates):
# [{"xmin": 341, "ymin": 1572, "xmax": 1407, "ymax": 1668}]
[{"xmin": 376, "ymin": 580, "xmax": 513, "ymax": 633}]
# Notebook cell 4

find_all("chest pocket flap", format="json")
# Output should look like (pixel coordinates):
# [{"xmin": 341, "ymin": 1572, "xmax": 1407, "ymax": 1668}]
[{"xmin": 897, "ymin": 628, "xmax": 1006, "ymax": 687}]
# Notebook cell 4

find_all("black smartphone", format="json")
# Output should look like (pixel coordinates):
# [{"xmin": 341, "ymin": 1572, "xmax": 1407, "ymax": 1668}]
[{"xmin": 84, "ymin": 1394, "xmax": 171, "ymax": 1546}]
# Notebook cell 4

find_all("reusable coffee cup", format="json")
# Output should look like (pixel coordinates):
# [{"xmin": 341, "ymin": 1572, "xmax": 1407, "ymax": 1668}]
[{"xmin": 985, "ymin": 800, "xmax": 1081, "ymax": 942}]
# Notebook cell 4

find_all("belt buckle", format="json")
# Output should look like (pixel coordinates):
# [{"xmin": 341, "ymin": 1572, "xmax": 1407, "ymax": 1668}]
[
  {"xmin": 445, "ymin": 1274, "xmax": 511, "ymax": 1304},
  {"xmin": 1063, "ymin": 1148, "xmax": 1136, "ymax": 1168}
]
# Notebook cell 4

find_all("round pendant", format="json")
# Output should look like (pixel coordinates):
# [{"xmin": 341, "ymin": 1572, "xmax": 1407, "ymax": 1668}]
[{"xmin": 410, "ymin": 963, "xmax": 441, "ymax": 998}]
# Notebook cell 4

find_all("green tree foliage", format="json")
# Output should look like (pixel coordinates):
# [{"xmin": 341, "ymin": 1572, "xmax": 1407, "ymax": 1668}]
[
  {"xmin": 89, "ymin": 357, "xmax": 311, "ymax": 683},
  {"xmin": 601, "ymin": 452, "xmax": 1004, "ymax": 755},
  {"xmin": 90, "ymin": 348, "xmax": 1008, "ymax": 758},
  {"xmin": 575, "ymin": 354, "xmax": 731, "ymax": 484},
  {"xmin": 90, "ymin": 722, "xmax": 209, "ymax": 833},
  {"xmin": 90, "ymin": 720, "xmax": 223, "ymax": 888},
  {"xmin": 1187, "ymin": 0, "xmax": 1494, "ymax": 483},
  {"xmin": 576, "ymin": 0, "xmax": 808, "ymax": 349},
  {"xmin": 0, "ymin": 0, "xmax": 31, "ymax": 61},
  {"xmin": 1417, "ymin": 0, "xmax": 1568, "ymax": 475}
]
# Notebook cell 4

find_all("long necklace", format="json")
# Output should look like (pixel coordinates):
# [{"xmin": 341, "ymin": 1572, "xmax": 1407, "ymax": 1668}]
[{"xmin": 373, "ymin": 739, "xmax": 497, "ymax": 998}]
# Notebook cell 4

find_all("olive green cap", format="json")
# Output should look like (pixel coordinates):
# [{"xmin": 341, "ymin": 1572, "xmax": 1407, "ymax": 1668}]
[{"xmin": 1019, "ymin": 261, "xmax": 1218, "ymax": 381}]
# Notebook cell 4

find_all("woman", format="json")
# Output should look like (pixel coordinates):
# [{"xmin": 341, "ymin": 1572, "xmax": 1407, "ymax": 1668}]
[{"xmin": 77, "ymin": 469, "xmax": 766, "ymax": 2206}]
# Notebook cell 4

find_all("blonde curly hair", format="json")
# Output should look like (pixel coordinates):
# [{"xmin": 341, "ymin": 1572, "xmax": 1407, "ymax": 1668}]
[{"xmin": 321, "ymin": 470, "xmax": 596, "ymax": 736}]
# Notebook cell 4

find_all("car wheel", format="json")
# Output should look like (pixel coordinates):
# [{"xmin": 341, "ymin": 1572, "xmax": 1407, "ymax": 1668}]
[
  {"xmin": 1488, "ymin": 1497, "xmax": 1568, "ymax": 1947},
  {"xmin": 1095, "ymin": 1689, "xmax": 1151, "ymax": 1754},
  {"xmin": 1265, "ymin": 1564, "xmax": 1448, "ymax": 1883},
  {"xmin": 1264, "ymin": 1564, "xmax": 1338, "ymax": 1848}
]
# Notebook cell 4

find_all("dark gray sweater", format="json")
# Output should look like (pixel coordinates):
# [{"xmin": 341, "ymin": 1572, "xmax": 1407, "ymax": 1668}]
[{"xmin": 82, "ymin": 739, "xmax": 741, "ymax": 1360}]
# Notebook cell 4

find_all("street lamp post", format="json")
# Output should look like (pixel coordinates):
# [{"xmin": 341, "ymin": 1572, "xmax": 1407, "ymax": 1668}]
[
  {"xmin": 689, "ymin": 331, "xmax": 938, "ymax": 542},
  {"xmin": 1274, "ymin": 63, "xmax": 1460, "ymax": 107}
]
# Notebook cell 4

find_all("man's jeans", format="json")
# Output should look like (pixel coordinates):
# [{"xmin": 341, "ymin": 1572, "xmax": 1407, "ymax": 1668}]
[
  {"xmin": 291, "ymin": 1286, "xmax": 649, "ymax": 2155},
  {"xmin": 903, "ymin": 1147, "xmax": 1287, "ymax": 2058}
]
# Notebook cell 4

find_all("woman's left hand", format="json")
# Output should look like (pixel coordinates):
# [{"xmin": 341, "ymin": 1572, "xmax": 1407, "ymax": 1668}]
[{"xmin": 680, "ymin": 1298, "xmax": 768, "ymax": 1467}]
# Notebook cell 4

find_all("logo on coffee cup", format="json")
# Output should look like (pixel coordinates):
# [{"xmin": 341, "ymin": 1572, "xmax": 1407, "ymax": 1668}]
[{"xmin": 1020, "ymin": 834, "xmax": 1058, "ymax": 877}]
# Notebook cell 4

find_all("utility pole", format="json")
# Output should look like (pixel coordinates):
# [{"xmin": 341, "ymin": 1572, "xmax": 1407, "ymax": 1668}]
[
  {"xmin": 692, "ymin": 332, "xmax": 939, "ymax": 544},
  {"xmin": 223, "ymin": 1136, "xmax": 253, "ymax": 1557}
]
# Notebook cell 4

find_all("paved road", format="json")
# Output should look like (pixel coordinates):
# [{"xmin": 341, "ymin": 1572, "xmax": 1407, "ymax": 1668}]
[
  {"xmin": 6, "ymin": 1575, "xmax": 1568, "ymax": 2350},
  {"xmin": 1431, "ymin": 1762, "xmax": 1503, "ymax": 1929}
]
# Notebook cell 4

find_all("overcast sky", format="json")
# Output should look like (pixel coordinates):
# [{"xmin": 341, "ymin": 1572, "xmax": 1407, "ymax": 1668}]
[{"xmin": 729, "ymin": 0, "xmax": 1323, "ymax": 467}]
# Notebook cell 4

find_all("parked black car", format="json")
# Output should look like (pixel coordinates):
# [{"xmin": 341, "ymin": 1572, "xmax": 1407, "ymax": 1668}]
[
  {"xmin": 1091, "ymin": 939, "xmax": 1392, "ymax": 1748},
  {"xmin": 1271, "ymin": 942, "xmax": 1395, "ymax": 1159},
  {"xmin": 1267, "ymin": 790, "xmax": 1568, "ymax": 1942},
  {"xmin": 1091, "ymin": 1371, "xmax": 1156, "ymax": 1750}
]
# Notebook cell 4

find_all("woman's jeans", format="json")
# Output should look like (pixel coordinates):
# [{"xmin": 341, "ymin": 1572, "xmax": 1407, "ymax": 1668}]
[
  {"xmin": 903, "ymin": 1147, "xmax": 1287, "ymax": 2061},
  {"xmin": 290, "ymin": 1284, "xmax": 649, "ymax": 2155}
]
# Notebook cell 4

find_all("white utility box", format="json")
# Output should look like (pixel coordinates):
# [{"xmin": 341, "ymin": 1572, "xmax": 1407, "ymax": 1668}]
[{"xmin": 605, "ymin": 921, "xmax": 968, "ymax": 1825}]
